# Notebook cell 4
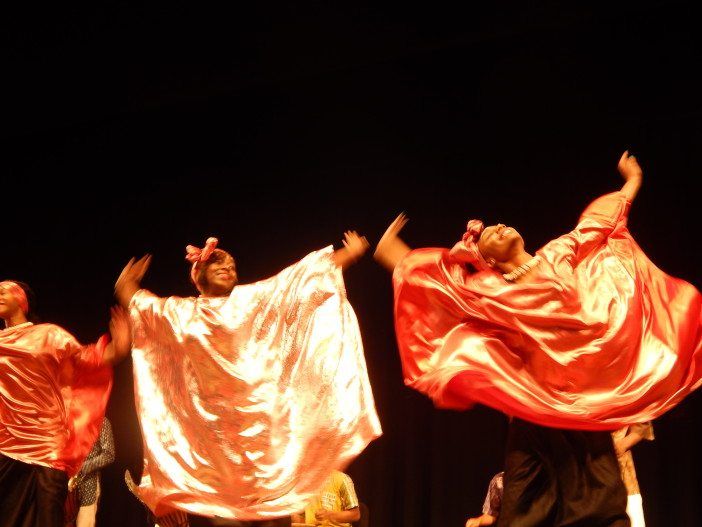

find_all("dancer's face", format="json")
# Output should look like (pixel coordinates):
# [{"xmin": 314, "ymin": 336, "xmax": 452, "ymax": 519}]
[
  {"xmin": 478, "ymin": 223, "xmax": 525, "ymax": 264},
  {"xmin": 200, "ymin": 253, "xmax": 238, "ymax": 297},
  {"xmin": 0, "ymin": 286, "xmax": 23, "ymax": 321}
]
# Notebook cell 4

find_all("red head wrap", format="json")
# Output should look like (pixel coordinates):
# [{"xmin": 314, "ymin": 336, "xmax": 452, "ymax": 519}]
[
  {"xmin": 0, "ymin": 281, "xmax": 29, "ymax": 314},
  {"xmin": 185, "ymin": 237, "xmax": 219, "ymax": 284},
  {"xmin": 449, "ymin": 219, "xmax": 493, "ymax": 272}
]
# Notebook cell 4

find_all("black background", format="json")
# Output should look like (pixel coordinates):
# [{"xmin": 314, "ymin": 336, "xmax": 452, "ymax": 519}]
[{"xmin": 4, "ymin": 2, "xmax": 702, "ymax": 526}]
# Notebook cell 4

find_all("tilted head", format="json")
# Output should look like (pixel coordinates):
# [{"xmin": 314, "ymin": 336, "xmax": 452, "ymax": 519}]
[
  {"xmin": 450, "ymin": 219, "xmax": 526, "ymax": 271},
  {"xmin": 477, "ymin": 223, "xmax": 525, "ymax": 267}
]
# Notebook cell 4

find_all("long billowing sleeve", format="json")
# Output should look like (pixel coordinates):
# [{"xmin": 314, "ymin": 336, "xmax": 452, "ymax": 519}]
[{"xmin": 543, "ymin": 191, "xmax": 631, "ymax": 272}]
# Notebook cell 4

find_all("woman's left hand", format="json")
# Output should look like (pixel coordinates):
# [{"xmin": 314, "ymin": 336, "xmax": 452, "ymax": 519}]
[{"xmin": 617, "ymin": 150, "xmax": 643, "ymax": 182}]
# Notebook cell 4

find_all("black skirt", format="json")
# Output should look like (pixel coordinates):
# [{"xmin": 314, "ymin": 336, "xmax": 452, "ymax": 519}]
[
  {"xmin": 498, "ymin": 418, "xmax": 630, "ymax": 527},
  {"xmin": 0, "ymin": 454, "xmax": 68, "ymax": 527}
]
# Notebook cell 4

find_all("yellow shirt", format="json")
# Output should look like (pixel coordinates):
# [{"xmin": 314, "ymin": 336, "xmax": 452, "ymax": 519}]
[{"xmin": 304, "ymin": 471, "xmax": 359, "ymax": 527}]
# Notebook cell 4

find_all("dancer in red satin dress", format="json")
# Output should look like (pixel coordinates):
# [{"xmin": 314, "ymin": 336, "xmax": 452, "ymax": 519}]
[
  {"xmin": 115, "ymin": 231, "xmax": 381, "ymax": 525},
  {"xmin": 375, "ymin": 152, "xmax": 702, "ymax": 526},
  {"xmin": 0, "ymin": 281, "xmax": 130, "ymax": 527}
]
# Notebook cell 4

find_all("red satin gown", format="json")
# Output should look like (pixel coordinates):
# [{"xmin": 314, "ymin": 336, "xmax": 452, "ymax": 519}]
[
  {"xmin": 393, "ymin": 192, "xmax": 702, "ymax": 430},
  {"xmin": 0, "ymin": 322, "xmax": 112, "ymax": 475}
]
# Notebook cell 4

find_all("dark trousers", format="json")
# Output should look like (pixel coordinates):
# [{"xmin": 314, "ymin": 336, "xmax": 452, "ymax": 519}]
[
  {"xmin": 0, "ymin": 454, "xmax": 68, "ymax": 527},
  {"xmin": 497, "ymin": 419, "xmax": 630, "ymax": 527}
]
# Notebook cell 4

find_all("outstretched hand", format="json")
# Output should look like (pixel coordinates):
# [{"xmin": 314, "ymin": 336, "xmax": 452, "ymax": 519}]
[
  {"xmin": 342, "ymin": 230, "xmax": 370, "ymax": 261},
  {"xmin": 374, "ymin": 213, "xmax": 411, "ymax": 272},
  {"xmin": 332, "ymin": 230, "xmax": 370, "ymax": 270},
  {"xmin": 618, "ymin": 150, "xmax": 643, "ymax": 182},
  {"xmin": 115, "ymin": 255, "xmax": 151, "ymax": 308},
  {"xmin": 617, "ymin": 150, "xmax": 643, "ymax": 201}
]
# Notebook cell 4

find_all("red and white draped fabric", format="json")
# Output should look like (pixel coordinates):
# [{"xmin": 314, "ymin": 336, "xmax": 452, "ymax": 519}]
[
  {"xmin": 129, "ymin": 247, "xmax": 381, "ymax": 519},
  {"xmin": 0, "ymin": 323, "xmax": 112, "ymax": 475},
  {"xmin": 393, "ymin": 192, "xmax": 702, "ymax": 430}
]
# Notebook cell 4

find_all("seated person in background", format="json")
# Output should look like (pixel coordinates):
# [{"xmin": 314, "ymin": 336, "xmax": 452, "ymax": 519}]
[
  {"xmin": 466, "ymin": 472, "xmax": 503, "ymax": 527},
  {"xmin": 612, "ymin": 423, "xmax": 654, "ymax": 527},
  {"xmin": 291, "ymin": 471, "xmax": 360, "ymax": 527}
]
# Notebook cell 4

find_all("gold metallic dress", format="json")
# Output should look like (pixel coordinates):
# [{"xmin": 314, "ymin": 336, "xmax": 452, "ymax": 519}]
[{"xmin": 129, "ymin": 247, "xmax": 381, "ymax": 520}]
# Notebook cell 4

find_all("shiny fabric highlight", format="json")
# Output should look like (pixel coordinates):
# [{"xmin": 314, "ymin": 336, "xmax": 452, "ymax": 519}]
[
  {"xmin": 129, "ymin": 247, "xmax": 381, "ymax": 519},
  {"xmin": 0, "ymin": 323, "xmax": 113, "ymax": 475},
  {"xmin": 393, "ymin": 192, "xmax": 702, "ymax": 430}
]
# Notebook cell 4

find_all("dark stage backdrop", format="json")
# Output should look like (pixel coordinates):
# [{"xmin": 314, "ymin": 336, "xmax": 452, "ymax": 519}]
[{"xmin": 4, "ymin": 3, "xmax": 702, "ymax": 526}]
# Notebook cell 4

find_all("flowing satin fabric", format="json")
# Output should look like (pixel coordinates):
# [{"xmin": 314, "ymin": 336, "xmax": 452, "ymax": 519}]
[
  {"xmin": 393, "ymin": 192, "xmax": 702, "ymax": 430},
  {"xmin": 0, "ymin": 323, "xmax": 113, "ymax": 475},
  {"xmin": 129, "ymin": 247, "xmax": 381, "ymax": 519}
]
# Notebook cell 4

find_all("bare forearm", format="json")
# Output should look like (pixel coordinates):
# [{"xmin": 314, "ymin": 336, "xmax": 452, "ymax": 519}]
[
  {"xmin": 333, "ymin": 508, "xmax": 360, "ymax": 523},
  {"xmin": 115, "ymin": 281, "xmax": 139, "ymax": 309},
  {"xmin": 332, "ymin": 247, "xmax": 360, "ymax": 270},
  {"xmin": 374, "ymin": 238, "xmax": 411, "ymax": 272},
  {"xmin": 102, "ymin": 341, "xmax": 130, "ymax": 365},
  {"xmin": 621, "ymin": 176, "xmax": 642, "ymax": 202}
]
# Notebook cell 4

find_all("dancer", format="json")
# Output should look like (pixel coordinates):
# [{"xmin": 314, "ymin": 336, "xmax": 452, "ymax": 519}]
[
  {"xmin": 613, "ymin": 422, "xmax": 654, "ymax": 527},
  {"xmin": 375, "ymin": 152, "xmax": 702, "ymax": 525},
  {"xmin": 0, "ymin": 280, "xmax": 128, "ymax": 527},
  {"xmin": 115, "ymin": 232, "xmax": 381, "ymax": 522},
  {"xmin": 67, "ymin": 417, "xmax": 115, "ymax": 527}
]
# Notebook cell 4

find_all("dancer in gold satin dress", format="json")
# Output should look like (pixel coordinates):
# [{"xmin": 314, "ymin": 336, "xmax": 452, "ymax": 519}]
[{"xmin": 116, "ymin": 231, "xmax": 381, "ymax": 524}]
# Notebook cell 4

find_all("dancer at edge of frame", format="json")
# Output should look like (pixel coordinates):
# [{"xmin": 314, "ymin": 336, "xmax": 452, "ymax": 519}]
[
  {"xmin": 374, "ymin": 151, "xmax": 702, "ymax": 526},
  {"xmin": 0, "ymin": 280, "xmax": 129, "ymax": 527},
  {"xmin": 114, "ymin": 230, "xmax": 381, "ymax": 523}
]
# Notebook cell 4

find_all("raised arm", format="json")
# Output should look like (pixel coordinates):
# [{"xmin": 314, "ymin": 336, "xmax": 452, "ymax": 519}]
[
  {"xmin": 332, "ymin": 230, "xmax": 370, "ymax": 270},
  {"xmin": 101, "ymin": 306, "xmax": 131, "ymax": 365},
  {"xmin": 618, "ymin": 150, "xmax": 643, "ymax": 202},
  {"xmin": 373, "ymin": 213, "xmax": 411, "ymax": 272},
  {"xmin": 114, "ymin": 255, "xmax": 151, "ymax": 308}
]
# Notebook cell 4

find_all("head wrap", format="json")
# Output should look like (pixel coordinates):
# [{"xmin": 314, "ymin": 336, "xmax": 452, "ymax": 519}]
[
  {"xmin": 185, "ymin": 237, "xmax": 219, "ymax": 284},
  {"xmin": 0, "ymin": 281, "xmax": 29, "ymax": 314},
  {"xmin": 448, "ymin": 219, "xmax": 493, "ymax": 272}
]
